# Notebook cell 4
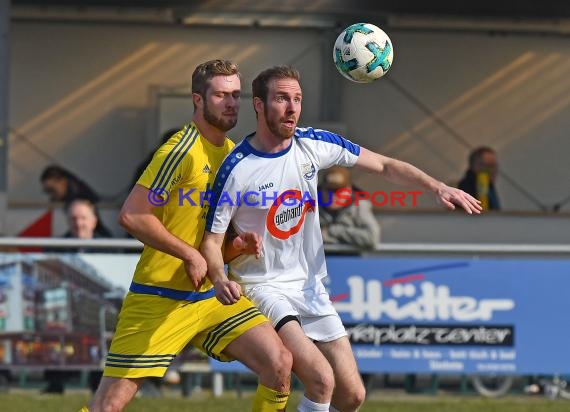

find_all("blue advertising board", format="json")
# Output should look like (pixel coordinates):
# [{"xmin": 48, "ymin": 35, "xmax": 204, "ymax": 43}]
[{"xmin": 211, "ymin": 257, "xmax": 570, "ymax": 375}]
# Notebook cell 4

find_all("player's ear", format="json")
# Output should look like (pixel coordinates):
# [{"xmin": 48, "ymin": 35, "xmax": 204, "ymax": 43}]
[
  {"xmin": 192, "ymin": 92, "xmax": 203, "ymax": 109},
  {"xmin": 253, "ymin": 97, "xmax": 264, "ymax": 115}
]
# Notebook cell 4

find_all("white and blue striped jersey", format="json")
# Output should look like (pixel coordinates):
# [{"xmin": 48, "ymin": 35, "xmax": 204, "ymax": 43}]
[{"xmin": 206, "ymin": 127, "xmax": 360, "ymax": 290}]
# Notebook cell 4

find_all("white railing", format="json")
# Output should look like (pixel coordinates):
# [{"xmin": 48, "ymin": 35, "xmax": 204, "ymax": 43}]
[
  {"xmin": 0, "ymin": 237, "xmax": 569, "ymax": 255},
  {"xmin": 0, "ymin": 237, "xmax": 143, "ymax": 250}
]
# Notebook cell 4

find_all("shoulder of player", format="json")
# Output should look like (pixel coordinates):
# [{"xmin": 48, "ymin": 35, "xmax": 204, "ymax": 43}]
[
  {"xmin": 156, "ymin": 125, "xmax": 202, "ymax": 158},
  {"xmin": 294, "ymin": 126, "xmax": 344, "ymax": 143},
  {"xmin": 215, "ymin": 140, "xmax": 252, "ymax": 176},
  {"xmin": 167, "ymin": 126, "xmax": 235, "ymax": 161}
]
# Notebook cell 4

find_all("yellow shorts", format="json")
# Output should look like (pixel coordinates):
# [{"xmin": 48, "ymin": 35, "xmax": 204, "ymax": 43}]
[{"xmin": 103, "ymin": 292, "xmax": 268, "ymax": 378}]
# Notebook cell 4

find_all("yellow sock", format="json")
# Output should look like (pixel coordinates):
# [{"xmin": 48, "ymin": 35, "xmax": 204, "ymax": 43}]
[
  {"xmin": 78, "ymin": 408, "xmax": 89, "ymax": 412},
  {"xmin": 252, "ymin": 383, "xmax": 290, "ymax": 412}
]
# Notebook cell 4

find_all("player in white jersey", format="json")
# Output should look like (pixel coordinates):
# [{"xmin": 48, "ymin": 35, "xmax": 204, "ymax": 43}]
[
  {"xmin": 201, "ymin": 66, "xmax": 482, "ymax": 412},
  {"xmin": 206, "ymin": 126, "xmax": 358, "ymax": 291}
]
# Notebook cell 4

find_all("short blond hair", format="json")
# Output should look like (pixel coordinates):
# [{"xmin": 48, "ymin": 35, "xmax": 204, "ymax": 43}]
[{"xmin": 191, "ymin": 59, "xmax": 240, "ymax": 101}]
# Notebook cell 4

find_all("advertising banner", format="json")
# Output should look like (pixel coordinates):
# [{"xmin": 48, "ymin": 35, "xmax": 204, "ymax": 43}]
[{"xmin": 328, "ymin": 257, "xmax": 569, "ymax": 375}]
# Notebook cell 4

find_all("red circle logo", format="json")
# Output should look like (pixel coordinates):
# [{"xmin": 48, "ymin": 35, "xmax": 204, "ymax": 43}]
[{"xmin": 266, "ymin": 189, "xmax": 315, "ymax": 240}]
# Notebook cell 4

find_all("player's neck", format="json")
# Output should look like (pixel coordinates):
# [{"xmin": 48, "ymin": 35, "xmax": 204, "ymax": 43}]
[
  {"xmin": 193, "ymin": 116, "xmax": 226, "ymax": 147},
  {"xmin": 250, "ymin": 128, "xmax": 293, "ymax": 154}
]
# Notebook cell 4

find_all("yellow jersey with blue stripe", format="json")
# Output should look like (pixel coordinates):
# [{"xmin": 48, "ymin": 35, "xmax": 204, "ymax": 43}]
[{"xmin": 133, "ymin": 122, "xmax": 234, "ymax": 293}]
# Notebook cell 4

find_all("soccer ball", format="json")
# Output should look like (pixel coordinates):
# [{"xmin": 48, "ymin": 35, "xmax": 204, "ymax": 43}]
[{"xmin": 333, "ymin": 23, "xmax": 394, "ymax": 83}]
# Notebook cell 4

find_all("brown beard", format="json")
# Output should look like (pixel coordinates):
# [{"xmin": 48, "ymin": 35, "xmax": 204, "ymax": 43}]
[
  {"xmin": 264, "ymin": 103, "xmax": 295, "ymax": 140},
  {"xmin": 203, "ymin": 100, "xmax": 237, "ymax": 132}
]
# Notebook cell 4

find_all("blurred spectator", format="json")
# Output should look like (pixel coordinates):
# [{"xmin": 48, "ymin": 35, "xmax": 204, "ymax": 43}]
[
  {"xmin": 64, "ymin": 199, "xmax": 101, "ymax": 239},
  {"xmin": 458, "ymin": 147, "xmax": 501, "ymax": 210},
  {"xmin": 41, "ymin": 165, "xmax": 100, "ymax": 206},
  {"xmin": 319, "ymin": 166, "xmax": 381, "ymax": 250},
  {"xmin": 40, "ymin": 165, "xmax": 112, "ymax": 237},
  {"xmin": 61, "ymin": 199, "xmax": 114, "ymax": 253}
]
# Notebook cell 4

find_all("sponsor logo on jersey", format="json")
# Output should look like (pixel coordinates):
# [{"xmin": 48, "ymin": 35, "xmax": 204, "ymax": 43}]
[
  {"xmin": 266, "ymin": 189, "xmax": 315, "ymax": 240},
  {"xmin": 258, "ymin": 182, "xmax": 274, "ymax": 191},
  {"xmin": 202, "ymin": 164, "xmax": 212, "ymax": 174},
  {"xmin": 300, "ymin": 162, "xmax": 316, "ymax": 180},
  {"xmin": 169, "ymin": 173, "xmax": 182, "ymax": 189}
]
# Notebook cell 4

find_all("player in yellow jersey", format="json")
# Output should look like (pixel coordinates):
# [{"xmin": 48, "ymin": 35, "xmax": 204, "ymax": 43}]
[{"xmin": 85, "ymin": 60, "xmax": 292, "ymax": 412}]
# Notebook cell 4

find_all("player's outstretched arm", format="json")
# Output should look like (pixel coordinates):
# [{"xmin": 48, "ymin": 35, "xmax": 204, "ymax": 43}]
[
  {"xmin": 355, "ymin": 147, "xmax": 482, "ymax": 214},
  {"xmin": 201, "ymin": 231, "xmax": 242, "ymax": 304},
  {"xmin": 432, "ymin": 183, "xmax": 482, "ymax": 214},
  {"xmin": 119, "ymin": 184, "xmax": 207, "ymax": 288}
]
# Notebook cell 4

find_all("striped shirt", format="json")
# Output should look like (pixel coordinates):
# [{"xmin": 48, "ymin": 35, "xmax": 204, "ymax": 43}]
[{"xmin": 133, "ymin": 123, "xmax": 234, "ymax": 293}]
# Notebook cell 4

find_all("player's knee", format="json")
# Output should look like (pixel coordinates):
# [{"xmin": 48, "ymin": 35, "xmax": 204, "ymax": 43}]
[
  {"xmin": 317, "ymin": 370, "xmax": 336, "ymax": 399},
  {"xmin": 308, "ymin": 362, "xmax": 335, "ymax": 399},
  {"xmin": 272, "ymin": 346, "xmax": 293, "ymax": 380},
  {"xmin": 341, "ymin": 384, "xmax": 366, "ymax": 411},
  {"xmin": 259, "ymin": 345, "xmax": 292, "ymax": 386},
  {"xmin": 354, "ymin": 384, "xmax": 367, "ymax": 407}
]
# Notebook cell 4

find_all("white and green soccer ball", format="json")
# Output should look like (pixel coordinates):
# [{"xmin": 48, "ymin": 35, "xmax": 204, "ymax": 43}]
[{"xmin": 333, "ymin": 23, "xmax": 394, "ymax": 83}]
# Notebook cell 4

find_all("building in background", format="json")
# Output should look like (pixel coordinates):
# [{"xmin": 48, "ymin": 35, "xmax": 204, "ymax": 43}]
[{"xmin": 0, "ymin": 254, "xmax": 122, "ymax": 366}]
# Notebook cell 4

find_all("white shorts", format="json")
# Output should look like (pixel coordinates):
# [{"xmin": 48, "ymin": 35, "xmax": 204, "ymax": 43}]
[{"xmin": 244, "ymin": 280, "xmax": 347, "ymax": 343}]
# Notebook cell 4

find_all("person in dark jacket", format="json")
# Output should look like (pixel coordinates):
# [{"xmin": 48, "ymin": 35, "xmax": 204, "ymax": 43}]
[
  {"xmin": 41, "ymin": 165, "xmax": 100, "ymax": 205},
  {"xmin": 458, "ymin": 147, "xmax": 501, "ymax": 210},
  {"xmin": 319, "ymin": 166, "xmax": 381, "ymax": 249},
  {"xmin": 60, "ymin": 199, "xmax": 115, "ymax": 253}
]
